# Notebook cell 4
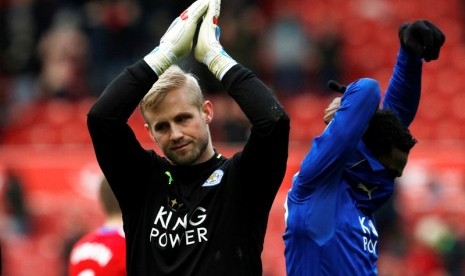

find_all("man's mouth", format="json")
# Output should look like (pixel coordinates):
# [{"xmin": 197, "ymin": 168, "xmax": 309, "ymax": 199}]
[{"xmin": 171, "ymin": 142, "xmax": 189, "ymax": 151}]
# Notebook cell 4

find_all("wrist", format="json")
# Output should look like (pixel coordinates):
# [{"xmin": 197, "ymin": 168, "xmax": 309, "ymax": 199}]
[
  {"xmin": 207, "ymin": 51, "xmax": 237, "ymax": 80},
  {"xmin": 144, "ymin": 47, "xmax": 176, "ymax": 76},
  {"xmin": 399, "ymin": 46, "xmax": 423, "ymax": 64}
]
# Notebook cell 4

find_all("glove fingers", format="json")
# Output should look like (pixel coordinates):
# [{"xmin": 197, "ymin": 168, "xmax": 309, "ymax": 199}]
[
  {"xmin": 419, "ymin": 22, "xmax": 435, "ymax": 61},
  {"xmin": 201, "ymin": 0, "xmax": 220, "ymax": 41},
  {"xmin": 162, "ymin": 18, "xmax": 180, "ymax": 40},
  {"xmin": 161, "ymin": 0, "xmax": 208, "ymax": 42},
  {"xmin": 423, "ymin": 20, "xmax": 446, "ymax": 46},
  {"xmin": 196, "ymin": 0, "xmax": 222, "ymax": 59},
  {"xmin": 400, "ymin": 21, "xmax": 424, "ymax": 56},
  {"xmin": 207, "ymin": 0, "xmax": 221, "ymax": 21},
  {"xmin": 198, "ymin": 14, "xmax": 221, "ymax": 47},
  {"xmin": 400, "ymin": 19, "xmax": 446, "ymax": 62},
  {"xmin": 185, "ymin": 0, "xmax": 209, "ymax": 23},
  {"xmin": 421, "ymin": 20, "xmax": 445, "ymax": 61},
  {"xmin": 194, "ymin": 0, "xmax": 237, "ymax": 80},
  {"xmin": 425, "ymin": 20, "xmax": 446, "ymax": 59},
  {"xmin": 398, "ymin": 22, "xmax": 411, "ymax": 41}
]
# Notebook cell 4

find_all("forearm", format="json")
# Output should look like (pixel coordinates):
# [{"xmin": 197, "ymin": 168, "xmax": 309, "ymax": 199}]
[
  {"xmin": 299, "ymin": 78, "xmax": 380, "ymax": 178},
  {"xmin": 382, "ymin": 47, "xmax": 423, "ymax": 126},
  {"xmin": 87, "ymin": 60, "xmax": 156, "ymax": 196},
  {"xmin": 88, "ymin": 60, "xmax": 157, "ymax": 121},
  {"xmin": 221, "ymin": 64, "xmax": 289, "ymax": 133}
]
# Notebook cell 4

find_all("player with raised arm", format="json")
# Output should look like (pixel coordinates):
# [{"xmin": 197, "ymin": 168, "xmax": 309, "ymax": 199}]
[
  {"xmin": 284, "ymin": 20, "xmax": 445, "ymax": 275},
  {"xmin": 87, "ymin": 0, "xmax": 290, "ymax": 275}
]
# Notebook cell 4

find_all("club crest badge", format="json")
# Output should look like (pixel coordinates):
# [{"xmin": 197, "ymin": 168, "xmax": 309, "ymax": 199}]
[{"xmin": 202, "ymin": 169, "xmax": 224, "ymax": 187}]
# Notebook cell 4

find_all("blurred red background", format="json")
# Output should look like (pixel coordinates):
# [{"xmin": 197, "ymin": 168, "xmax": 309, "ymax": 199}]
[{"xmin": 1, "ymin": 0, "xmax": 465, "ymax": 275}]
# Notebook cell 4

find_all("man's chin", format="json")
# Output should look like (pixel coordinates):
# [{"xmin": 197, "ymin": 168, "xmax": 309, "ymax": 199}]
[{"xmin": 169, "ymin": 153, "xmax": 195, "ymax": 166}]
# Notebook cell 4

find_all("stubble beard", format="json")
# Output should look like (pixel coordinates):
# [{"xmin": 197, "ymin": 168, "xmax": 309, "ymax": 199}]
[{"xmin": 167, "ymin": 134, "xmax": 209, "ymax": 166}]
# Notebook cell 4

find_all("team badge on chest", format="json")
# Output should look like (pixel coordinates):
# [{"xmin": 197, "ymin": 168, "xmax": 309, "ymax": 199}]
[{"xmin": 202, "ymin": 169, "xmax": 224, "ymax": 187}]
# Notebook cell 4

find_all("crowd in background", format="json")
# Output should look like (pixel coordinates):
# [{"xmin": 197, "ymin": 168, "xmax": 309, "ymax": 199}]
[
  {"xmin": 1, "ymin": 0, "xmax": 465, "ymax": 275},
  {"xmin": 0, "ymin": 0, "xmax": 343, "ymax": 142}
]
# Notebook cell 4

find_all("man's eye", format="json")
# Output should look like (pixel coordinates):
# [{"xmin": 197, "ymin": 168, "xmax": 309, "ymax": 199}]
[
  {"xmin": 176, "ymin": 115, "xmax": 191, "ymax": 123},
  {"xmin": 155, "ymin": 124, "xmax": 167, "ymax": 132}
]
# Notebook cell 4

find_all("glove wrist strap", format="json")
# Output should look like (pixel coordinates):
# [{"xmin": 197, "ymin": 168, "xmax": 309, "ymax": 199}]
[
  {"xmin": 206, "ymin": 51, "xmax": 237, "ymax": 80},
  {"xmin": 144, "ymin": 48, "xmax": 176, "ymax": 76}
]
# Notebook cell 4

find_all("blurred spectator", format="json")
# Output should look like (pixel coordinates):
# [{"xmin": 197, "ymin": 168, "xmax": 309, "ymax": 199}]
[
  {"xmin": 259, "ymin": 9, "xmax": 318, "ymax": 96},
  {"xmin": 0, "ymin": 0, "xmax": 47, "ymax": 76},
  {"xmin": 60, "ymin": 207, "xmax": 91, "ymax": 276},
  {"xmin": 314, "ymin": 24, "xmax": 344, "ymax": 94},
  {"xmin": 81, "ymin": 0, "xmax": 146, "ymax": 96},
  {"xmin": 0, "ymin": 77, "xmax": 13, "ymax": 140},
  {"xmin": 442, "ymin": 232, "xmax": 465, "ymax": 276},
  {"xmin": 68, "ymin": 177, "xmax": 125, "ymax": 276},
  {"xmin": 405, "ymin": 215, "xmax": 449, "ymax": 275},
  {"xmin": 3, "ymin": 168, "xmax": 31, "ymax": 236},
  {"xmin": 0, "ymin": 0, "xmax": 59, "ymax": 102},
  {"xmin": 436, "ymin": 213, "xmax": 465, "ymax": 276},
  {"xmin": 37, "ymin": 12, "xmax": 90, "ymax": 100},
  {"xmin": 0, "ymin": 0, "xmax": 264, "ymax": 144}
]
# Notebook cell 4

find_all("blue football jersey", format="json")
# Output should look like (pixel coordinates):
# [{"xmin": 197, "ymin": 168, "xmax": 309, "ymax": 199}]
[{"xmin": 284, "ymin": 48, "xmax": 422, "ymax": 275}]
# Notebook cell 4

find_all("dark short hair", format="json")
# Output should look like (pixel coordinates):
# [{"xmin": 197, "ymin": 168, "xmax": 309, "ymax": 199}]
[{"xmin": 362, "ymin": 109, "xmax": 417, "ymax": 158}]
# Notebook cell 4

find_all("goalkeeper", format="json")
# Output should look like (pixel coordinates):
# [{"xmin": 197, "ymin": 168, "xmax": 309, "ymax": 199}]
[{"xmin": 87, "ymin": 0, "xmax": 290, "ymax": 275}]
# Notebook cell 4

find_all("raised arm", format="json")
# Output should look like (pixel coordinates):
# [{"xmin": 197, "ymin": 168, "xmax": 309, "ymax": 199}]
[
  {"xmin": 194, "ymin": 0, "xmax": 288, "ymax": 133},
  {"xmin": 291, "ymin": 78, "xmax": 381, "ymax": 200},
  {"xmin": 382, "ymin": 20, "xmax": 445, "ymax": 126},
  {"xmin": 194, "ymin": 0, "xmax": 290, "ymax": 209},
  {"xmin": 87, "ymin": 0, "xmax": 209, "ymax": 203}
]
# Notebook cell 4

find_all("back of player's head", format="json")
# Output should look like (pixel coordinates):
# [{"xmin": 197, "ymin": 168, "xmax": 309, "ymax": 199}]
[
  {"xmin": 362, "ymin": 109, "xmax": 417, "ymax": 158},
  {"xmin": 99, "ymin": 177, "xmax": 121, "ymax": 216}
]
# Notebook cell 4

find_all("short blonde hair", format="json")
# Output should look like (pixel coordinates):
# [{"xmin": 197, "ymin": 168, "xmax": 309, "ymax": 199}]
[{"xmin": 140, "ymin": 65, "xmax": 204, "ymax": 122}]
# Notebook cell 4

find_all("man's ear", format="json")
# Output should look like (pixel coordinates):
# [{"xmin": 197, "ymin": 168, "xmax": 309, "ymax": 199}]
[
  {"xmin": 203, "ymin": 100, "xmax": 213, "ymax": 124},
  {"xmin": 144, "ymin": 123, "xmax": 156, "ymax": 142}
]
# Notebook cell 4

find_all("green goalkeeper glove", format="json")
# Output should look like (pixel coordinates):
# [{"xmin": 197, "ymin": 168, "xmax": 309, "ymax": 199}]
[
  {"xmin": 194, "ymin": 0, "xmax": 237, "ymax": 80},
  {"xmin": 144, "ymin": 0, "xmax": 208, "ymax": 76}
]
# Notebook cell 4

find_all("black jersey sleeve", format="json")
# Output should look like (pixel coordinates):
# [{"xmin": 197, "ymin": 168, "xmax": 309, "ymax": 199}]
[
  {"xmin": 89, "ymin": 60, "xmax": 156, "ymax": 119},
  {"xmin": 221, "ymin": 64, "xmax": 289, "ymax": 135},
  {"xmin": 221, "ymin": 64, "xmax": 290, "ymax": 218},
  {"xmin": 87, "ymin": 60, "xmax": 159, "ymax": 208}
]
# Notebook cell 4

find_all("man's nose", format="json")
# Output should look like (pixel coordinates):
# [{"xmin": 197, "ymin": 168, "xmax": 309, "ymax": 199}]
[{"xmin": 170, "ymin": 124, "xmax": 183, "ymax": 140}]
